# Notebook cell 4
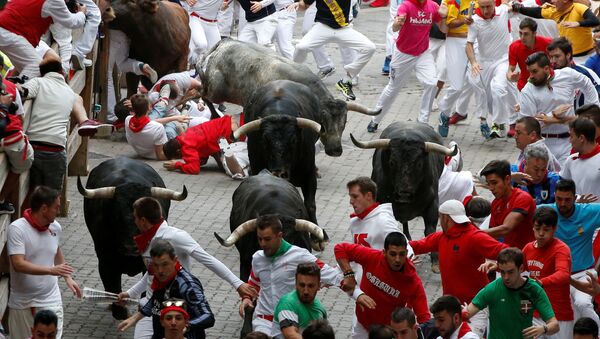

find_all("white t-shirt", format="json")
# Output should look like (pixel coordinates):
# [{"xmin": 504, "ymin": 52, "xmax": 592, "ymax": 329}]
[
  {"xmin": 438, "ymin": 165, "xmax": 474, "ymax": 204},
  {"xmin": 7, "ymin": 218, "xmax": 62, "ymax": 309},
  {"xmin": 560, "ymin": 151, "xmax": 600, "ymax": 198},
  {"xmin": 467, "ymin": 4, "xmax": 511, "ymax": 62},
  {"xmin": 124, "ymin": 115, "xmax": 167, "ymax": 160}
]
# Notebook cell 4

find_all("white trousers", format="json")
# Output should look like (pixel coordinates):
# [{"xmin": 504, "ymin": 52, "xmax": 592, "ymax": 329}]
[
  {"xmin": 43, "ymin": 23, "xmax": 72, "ymax": 74},
  {"xmin": 189, "ymin": 14, "xmax": 209, "ymax": 63},
  {"xmin": 385, "ymin": 7, "xmax": 399, "ymax": 57},
  {"xmin": 453, "ymin": 70, "xmax": 488, "ymax": 118},
  {"xmin": 238, "ymin": 15, "xmax": 278, "ymax": 47},
  {"xmin": 252, "ymin": 316, "xmax": 274, "ymax": 336},
  {"xmin": 533, "ymin": 317, "xmax": 574, "ymax": 339},
  {"xmin": 217, "ymin": 1, "xmax": 237, "ymax": 37},
  {"xmin": 72, "ymin": 0, "xmax": 101, "ymax": 58},
  {"xmin": 571, "ymin": 269, "xmax": 600, "ymax": 328},
  {"xmin": 469, "ymin": 308, "xmax": 488, "ymax": 339},
  {"xmin": 0, "ymin": 27, "xmax": 42, "ymax": 78},
  {"xmin": 200, "ymin": 19, "xmax": 222, "ymax": 51},
  {"xmin": 274, "ymin": 9, "xmax": 296, "ymax": 59},
  {"xmin": 439, "ymin": 37, "xmax": 469, "ymax": 116},
  {"xmin": 429, "ymin": 38, "xmax": 446, "ymax": 81},
  {"xmin": 133, "ymin": 315, "xmax": 153, "ymax": 339},
  {"xmin": 351, "ymin": 321, "xmax": 368, "ymax": 339},
  {"xmin": 8, "ymin": 305, "xmax": 64, "ymax": 339},
  {"xmin": 294, "ymin": 22, "xmax": 375, "ymax": 78},
  {"xmin": 473, "ymin": 58, "xmax": 511, "ymax": 125},
  {"xmin": 543, "ymin": 137, "xmax": 571, "ymax": 165},
  {"xmin": 372, "ymin": 49, "xmax": 437, "ymax": 124}
]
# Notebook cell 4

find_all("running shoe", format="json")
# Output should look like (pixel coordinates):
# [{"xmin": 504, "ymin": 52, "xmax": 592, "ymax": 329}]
[
  {"xmin": 317, "ymin": 66, "xmax": 336, "ymax": 79},
  {"xmin": 448, "ymin": 112, "xmax": 468, "ymax": 125},
  {"xmin": 367, "ymin": 121, "xmax": 378, "ymax": 133},
  {"xmin": 336, "ymin": 80, "xmax": 356, "ymax": 100},
  {"xmin": 490, "ymin": 123, "xmax": 503, "ymax": 139},
  {"xmin": 382, "ymin": 56, "xmax": 391, "ymax": 76},
  {"xmin": 507, "ymin": 123, "xmax": 516, "ymax": 138},
  {"xmin": 480, "ymin": 122, "xmax": 491, "ymax": 140},
  {"xmin": 438, "ymin": 113, "xmax": 449, "ymax": 137}
]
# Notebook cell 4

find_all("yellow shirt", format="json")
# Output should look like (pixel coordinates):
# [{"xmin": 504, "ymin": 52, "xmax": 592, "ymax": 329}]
[
  {"xmin": 444, "ymin": 0, "xmax": 478, "ymax": 34},
  {"xmin": 541, "ymin": 2, "xmax": 594, "ymax": 55},
  {"xmin": 0, "ymin": 51, "xmax": 12, "ymax": 78}
]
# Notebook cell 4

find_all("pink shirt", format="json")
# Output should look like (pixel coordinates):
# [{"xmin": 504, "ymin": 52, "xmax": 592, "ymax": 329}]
[{"xmin": 396, "ymin": 0, "xmax": 441, "ymax": 56}]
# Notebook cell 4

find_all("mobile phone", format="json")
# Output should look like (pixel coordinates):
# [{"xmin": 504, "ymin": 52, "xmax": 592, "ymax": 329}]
[{"xmin": 468, "ymin": 1, "xmax": 474, "ymax": 16}]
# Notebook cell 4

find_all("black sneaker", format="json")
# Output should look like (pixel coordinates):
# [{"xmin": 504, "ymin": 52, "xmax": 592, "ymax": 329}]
[
  {"xmin": 0, "ymin": 201, "xmax": 15, "ymax": 215},
  {"xmin": 336, "ymin": 80, "xmax": 356, "ymax": 100},
  {"xmin": 367, "ymin": 121, "xmax": 378, "ymax": 133}
]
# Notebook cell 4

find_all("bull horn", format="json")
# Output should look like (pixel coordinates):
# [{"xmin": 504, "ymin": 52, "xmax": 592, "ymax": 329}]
[
  {"xmin": 150, "ymin": 186, "xmax": 188, "ymax": 201},
  {"xmin": 214, "ymin": 219, "xmax": 258, "ymax": 247},
  {"xmin": 294, "ymin": 219, "xmax": 325, "ymax": 241},
  {"xmin": 350, "ymin": 133, "xmax": 390, "ymax": 149},
  {"xmin": 233, "ymin": 119, "xmax": 262, "ymax": 139},
  {"xmin": 346, "ymin": 102, "xmax": 382, "ymax": 116},
  {"xmin": 77, "ymin": 176, "xmax": 116, "ymax": 199},
  {"xmin": 424, "ymin": 142, "xmax": 458, "ymax": 156},
  {"xmin": 296, "ymin": 118, "xmax": 321, "ymax": 133}
]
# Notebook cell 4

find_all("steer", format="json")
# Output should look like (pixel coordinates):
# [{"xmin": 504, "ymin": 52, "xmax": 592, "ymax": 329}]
[
  {"xmin": 213, "ymin": 171, "xmax": 327, "ymax": 337},
  {"xmin": 198, "ymin": 39, "xmax": 380, "ymax": 157},
  {"xmin": 77, "ymin": 157, "xmax": 187, "ymax": 319},
  {"xmin": 350, "ymin": 122, "xmax": 457, "ymax": 269},
  {"xmin": 234, "ymin": 80, "xmax": 322, "ymax": 223}
]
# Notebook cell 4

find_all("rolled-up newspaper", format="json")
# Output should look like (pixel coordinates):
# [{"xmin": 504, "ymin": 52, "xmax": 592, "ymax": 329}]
[{"xmin": 82, "ymin": 287, "xmax": 139, "ymax": 306}]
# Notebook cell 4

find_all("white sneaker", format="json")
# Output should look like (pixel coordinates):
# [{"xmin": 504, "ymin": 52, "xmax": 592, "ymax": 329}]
[
  {"xmin": 71, "ymin": 54, "xmax": 92, "ymax": 70},
  {"xmin": 352, "ymin": 74, "xmax": 360, "ymax": 86}
]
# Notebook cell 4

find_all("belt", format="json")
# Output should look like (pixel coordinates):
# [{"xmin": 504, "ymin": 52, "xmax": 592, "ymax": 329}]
[
  {"xmin": 541, "ymin": 132, "xmax": 570, "ymax": 139},
  {"xmin": 257, "ymin": 314, "xmax": 274, "ymax": 321},
  {"xmin": 190, "ymin": 12, "xmax": 218, "ymax": 22},
  {"xmin": 572, "ymin": 265, "xmax": 595, "ymax": 275},
  {"xmin": 31, "ymin": 142, "xmax": 64, "ymax": 152}
]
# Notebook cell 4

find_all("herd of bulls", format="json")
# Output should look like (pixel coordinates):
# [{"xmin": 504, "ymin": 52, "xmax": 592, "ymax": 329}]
[{"xmin": 76, "ymin": 40, "xmax": 459, "ymax": 323}]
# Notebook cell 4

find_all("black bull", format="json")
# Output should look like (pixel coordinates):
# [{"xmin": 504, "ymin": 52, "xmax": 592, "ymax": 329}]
[
  {"xmin": 234, "ymin": 80, "xmax": 322, "ymax": 223},
  {"xmin": 351, "ymin": 122, "xmax": 457, "ymax": 264},
  {"xmin": 77, "ymin": 157, "xmax": 187, "ymax": 319}
]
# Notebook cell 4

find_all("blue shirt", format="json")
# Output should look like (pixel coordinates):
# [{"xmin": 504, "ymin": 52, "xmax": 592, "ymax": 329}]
[
  {"xmin": 584, "ymin": 54, "xmax": 600, "ymax": 79},
  {"xmin": 538, "ymin": 203, "xmax": 600, "ymax": 272},
  {"xmin": 510, "ymin": 164, "xmax": 560, "ymax": 205}
]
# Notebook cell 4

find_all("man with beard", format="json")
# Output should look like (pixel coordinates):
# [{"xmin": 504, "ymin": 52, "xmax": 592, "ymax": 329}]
[
  {"xmin": 272, "ymin": 262, "xmax": 327, "ymax": 338},
  {"xmin": 508, "ymin": 18, "xmax": 552, "ymax": 92},
  {"xmin": 430, "ymin": 296, "xmax": 478, "ymax": 339},
  {"xmin": 519, "ymin": 51, "xmax": 599, "ymax": 163}
]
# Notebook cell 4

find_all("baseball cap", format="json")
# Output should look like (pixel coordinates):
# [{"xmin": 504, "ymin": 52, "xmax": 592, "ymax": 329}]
[{"xmin": 439, "ymin": 200, "xmax": 470, "ymax": 224}]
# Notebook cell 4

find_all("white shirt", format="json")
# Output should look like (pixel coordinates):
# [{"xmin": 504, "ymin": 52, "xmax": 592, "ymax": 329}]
[
  {"xmin": 467, "ymin": 4, "xmax": 511, "ymax": 62},
  {"xmin": 560, "ymin": 151, "xmax": 600, "ymax": 198},
  {"xmin": 41, "ymin": 0, "xmax": 86, "ymax": 29},
  {"xmin": 519, "ymin": 0, "xmax": 559, "ymax": 39},
  {"xmin": 437, "ymin": 323, "xmax": 480, "ymax": 339},
  {"xmin": 7, "ymin": 218, "xmax": 62, "ymax": 309},
  {"xmin": 181, "ymin": 0, "xmax": 222, "ymax": 19},
  {"xmin": 438, "ymin": 165, "xmax": 474, "ymax": 205},
  {"xmin": 520, "ymin": 67, "xmax": 599, "ymax": 134},
  {"xmin": 124, "ymin": 115, "xmax": 167, "ymax": 160},
  {"xmin": 126, "ymin": 221, "xmax": 244, "ymax": 299}
]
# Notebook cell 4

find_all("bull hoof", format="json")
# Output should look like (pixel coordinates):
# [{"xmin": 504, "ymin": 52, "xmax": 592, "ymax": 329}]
[
  {"xmin": 431, "ymin": 263, "xmax": 440, "ymax": 274},
  {"xmin": 109, "ymin": 303, "xmax": 129, "ymax": 320}
]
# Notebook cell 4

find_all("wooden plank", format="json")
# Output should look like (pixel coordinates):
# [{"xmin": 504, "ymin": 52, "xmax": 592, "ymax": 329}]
[
  {"xmin": 0, "ymin": 277, "xmax": 9, "ymax": 319},
  {"xmin": 0, "ymin": 154, "xmax": 9, "ymax": 191},
  {"xmin": 66, "ymin": 128, "xmax": 82, "ymax": 165},
  {"xmin": 69, "ymin": 69, "xmax": 87, "ymax": 95},
  {"xmin": 97, "ymin": 27, "xmax": 111, "ymax": 123},
  {"xmin": 0, "ymin": 215, "xmax": 11, "ymax": 256}
]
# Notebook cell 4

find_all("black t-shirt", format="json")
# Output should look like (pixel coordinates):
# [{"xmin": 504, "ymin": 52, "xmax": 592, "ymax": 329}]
[
  {"xmin": 306, "ymin": 0, "xmax": 352, "ymax": 29},
  {"xmin": 429, "ymin": 0, "xmax": 446, "ymax": 40}
]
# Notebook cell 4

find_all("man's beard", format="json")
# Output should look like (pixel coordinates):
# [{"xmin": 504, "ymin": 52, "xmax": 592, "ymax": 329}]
[{"xmin": 531, "ymin": 73, "xmax": 549, "ymax": 86}]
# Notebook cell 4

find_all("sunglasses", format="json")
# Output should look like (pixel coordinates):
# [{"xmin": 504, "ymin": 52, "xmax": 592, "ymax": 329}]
[{"xmin": 162, "ymin": 300, "xmax": 185, "ymax": 308}]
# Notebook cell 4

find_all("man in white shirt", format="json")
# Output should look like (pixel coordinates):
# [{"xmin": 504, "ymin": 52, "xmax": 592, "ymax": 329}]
[
  {"xmin": 561, "ymin": 118, "xmax": 600, "ymax": 198},
  {"xmin": 7, "ymin": 186, "xmax": 81, "ymax": 339},
  {"xmin": 514, "ymin": 116, "xmax": 561, "ymax": 172},
  {"xmin": 118, "ymin": 197, "xmax": 257, "ymax": 338},
  {"xmin": 519, "ymin": 51, "xmax": 599, "ymax": 163}
]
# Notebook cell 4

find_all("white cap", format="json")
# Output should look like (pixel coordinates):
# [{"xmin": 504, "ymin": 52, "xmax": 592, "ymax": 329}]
[{"xmin": 439, "ymin": 200, "xmax": 470, "ymax": 224}]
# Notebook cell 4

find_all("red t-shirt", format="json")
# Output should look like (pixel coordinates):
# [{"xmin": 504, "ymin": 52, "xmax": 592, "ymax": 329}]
[
  {"xmin": 489, "ymin": 188, "xmax": 536, "ymax": 249},
  {"xmin": 523, "ymin": 239, "xmax": 573, "ymax": 321},
  {"xmin": 508, "ymin": 36, "xmax": 552, "ymax": 91}
]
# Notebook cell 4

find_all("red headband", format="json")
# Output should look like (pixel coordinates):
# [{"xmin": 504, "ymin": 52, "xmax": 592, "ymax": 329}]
[
  {"xmin": 463, "ymin": 195, "xmax": 474, "ymax": 207},
  {"xmin": 160, "ymin": 306, "xmax": 189, "ymax": 321}
]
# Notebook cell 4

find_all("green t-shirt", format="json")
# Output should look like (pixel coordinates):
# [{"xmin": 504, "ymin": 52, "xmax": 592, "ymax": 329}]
[
  {"xmin": 472, "ymin": 277, "xmax": 555, "ymax": 339},
  {"xmin": 274, "ymin": 290, "xmax": 327, "ymax": 332}
]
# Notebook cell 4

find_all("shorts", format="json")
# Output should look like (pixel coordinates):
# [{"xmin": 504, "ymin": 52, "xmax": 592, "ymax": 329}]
[
  {"xmin": 30, "ymin": 150, "xmax": 67, "ymax": 191},
  {"xmin": 0, "ymin": 135, "xmax": 33, "ymax": 174}
]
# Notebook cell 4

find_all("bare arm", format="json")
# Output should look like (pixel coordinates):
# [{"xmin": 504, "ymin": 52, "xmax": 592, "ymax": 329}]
[{"xmin": 485, "ymin": 211, "xmax": 525, "ymax": 238}]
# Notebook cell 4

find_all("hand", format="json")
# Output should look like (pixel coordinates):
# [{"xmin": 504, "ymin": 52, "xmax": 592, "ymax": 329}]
[
  {"xmin": 173, "ymin": 115, "xmax": 192, "ymax": 123},
  {"xmin": 478, "ymin": 261, "xmax": 497, "ymax": 273},
  {"xmin": 123, "ymin": 99, "xmax": 132, "ymax": 109},
  {"xmin": 578, "ymin": 194, "xmax": 599, "ymax": 204},
  {"xmin": 461, "ymin": 302, "xmax": 471, "ymax": 319},
  {"xmin": 507, "ymin": 70, "xmax": 520, "ymax": 82},
  {"xmin": 77, "ymin": 3, "xmax": 88, "ymax": 14},
  {"xmin": 65, "ymin": 276, "xmax": 82, "ymax": 298},
  {"xmin": 239, "ymin": 298, "xmax": 254, "ymax": 318},
  {"xmin": 0, "ymin": 92, "xmax": 12, "ymax": 106},
  {"xmin": 187, "ymin": 0, "xmax": 197, "ymax": 5},
  {"xmin": 561, "ymin": 21, "xmax": 580, "ymax": 28},
  {"xmin": 394, "ymin": 14, "xmax": 407, "ymax": 26},
  {"xmin": 237, "ymin": 283, "xmax": 258, "ymax": 299},
  {"xmin": 117, "ymin": 317, "xmax": 136, "ymax": 332},
  {"xmin": 552, "ymin": 103, "xmax": 572, "ymax": 118},
  {"xmin": 197, "ymin": 100, "xmax": 205, "ymax": 111},
  {"xmin": 287, "ymin": 2, "xmax": 299, "ymax": 11},
  {"xmin": 438, "ymin": 3, "xmax": 448, "ymax": 18},
  {"xmin": 163, "ymin": 160, "xmax": 179, "ymax": 171},
  {"xmin": 356, "ymin": 294, "xmax": 376, "ymax": 312},
  {"xmin": 410, "ymin": 254, "xmax": 424, "ymax": 265},
  {"xmin": 250, "ymin": 1, "xmax": 263, "ymax": 12},
  {"xmin": 50, "ymin": 263, "xmax": 74, "ymax": 277},
  {"xmin": 514, "ymin": 104, "xmax": 520, "ymax": 113},
  {"xmin": 471, "ymin": 62, "xmax": 481, "ymax": 76},
  {"xmin": 511, "ymin": 172, "xmax": 532, "ymax": 185},
  {"xmin": 522, "ymin": 325, "xmax": 545, "ymax": 338},
  {"xmin": 221, "ymin": 0, "xmax": 230, "ymax": 9},
  {"xmin": 535, "ymin": 113, "xmax": 559, "ymax": 125},
  {"xmin": 464, "ymin": 16, "xmax": 474, "ymax": 25},
  {"xmin": 341, "ymin": 276, "xmax": 357, "ymax": 293}
]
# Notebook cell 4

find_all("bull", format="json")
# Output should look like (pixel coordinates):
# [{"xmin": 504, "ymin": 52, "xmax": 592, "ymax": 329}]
[
  {"xmin": 197, "ymin": 39, "xmax": 380, "ymax": 157},
  {"xmin": 350, "ymin": 122, "xmax": 457, "ymax": 269},
  {"xmin": 213, "ymin": 171, "xmax": 327, "ymax": 337},
  {"xmin": 233, "ymin": 80, "xmax": 322, "ymax": 222},
  {"xmin": 77, "ymin": 157, "xmax": 187, "ymax": 319}
]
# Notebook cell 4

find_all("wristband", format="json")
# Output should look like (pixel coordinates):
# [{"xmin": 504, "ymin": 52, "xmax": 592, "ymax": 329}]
[
  {"xmin": 343, "ymin": 271, "xmax": 355, "ymax": 278},
  {"xmin": 461, "ymin": 309, "xmax": 470, "ymax": 322},
  {"xmin": 543, "ymin": 325, "xmax": 548, "ymax": 334}
]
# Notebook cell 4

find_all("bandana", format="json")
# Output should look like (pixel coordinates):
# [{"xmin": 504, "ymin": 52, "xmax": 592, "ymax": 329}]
[
  {"xmin": 271, "ymin": 239, "xmax": 292, "ymax": 261},
  {"xmin": 458, "ymin": 322, "xmax": 473, "ymax": 338},
  {"xmin": 151, "ymin": 261, "xmax": 182, "ymax": 291},
  {"xmin": 23, "ymin": 208, "xmax": 50, "ymax": 232},
  {"xmin": 350, "ymin": 203, "xmax": 380, "ymax": 219},
  {"xmin": 462, "ymin": 195, "xmax": 474, "ymax": 208},
  {"xmin": 575, "ymin": 144, "xmax": 600, "ymax": 160},
  {"xmin": 133, "ymin": 219, "xmax": 164, "ymax": 253},
  {"xmin": 475, "ymin": 7, "xmax": 495, "ymax": 19},
  {"xmin": 128, "ymin": 115, "xmax": 150, "ymax": 133},
  {"xmin": 160, "ymin": 305, "xmax": 190, "ymax": 321}
]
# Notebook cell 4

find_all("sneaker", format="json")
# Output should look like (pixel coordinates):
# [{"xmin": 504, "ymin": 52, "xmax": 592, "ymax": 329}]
[
  {"xmin": 480, "ymin": 122, "xmax": 491, "ymax": 140},
  {"xmin": 438, "ymin": 113, "xmax": 449, "ymax": 137},
  {"xmin": 490, "ymin": 123, "xmax": 502, "ymax": 139},
  {"xmin": 507, "ymin": 123, "xmax": 516, "ymax": 138},
  {"xmin": 317, "ymin": 66, "xmax": 336, "ymax": 79},
  {"xmin": 336, "ymin": 80, "xmax": 356, "ymax": 100},
  {"xmin": 448, "ymin": 112, "xmax": 468, "ymax": 125},
  {"xmin": 0, "ymin": 201, "xmax": 15, "ymax": 215},
  {"xmin": 382, "ymin": 56, "xmax": 391, "ymax": 76},
  {"xmin": 143, "ymin": 64, "xmax": 158, "ymax": 83},
  {"xmin": 367, "ymin": 121, "xmax": 378, "ymax": 133},
  {"xmin": 78, "ymin": 119, "xmax": 106, "ymax": 137},
  {"xmin": 6, "ymin": 75, "xmax": 28, "ymax": 84},
  {"xmin": 369, "ymin": 0, "xmax": 389, "ymax": 7},
  {"xmin": 71, "ymin": 54, "xmax": 92, "ymax": 71}
]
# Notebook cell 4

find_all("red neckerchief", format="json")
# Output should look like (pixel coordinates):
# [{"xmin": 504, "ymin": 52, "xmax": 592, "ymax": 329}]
[
  {"xmin": 23, "ymin": 208, "xmax": 50, "ymax": 232},
  {"xmin": 350, "ymin": 203, "xmax": 380, "ymax": 219},
  {"xmin": 575, "ymin": 144, "xmax": 600, "ymax": 160},
  {"xmin": 475, "ymin": 7, "xmax": 496, "ymax": 19},
  {"xmin": 133, "ymin": 219, "xmax": 164, "ymax": 253},
  {"xmin": 458, "ymin": 322, "xmax": 473, "ymax": 338},
  {"xmin": 151, "ymin": 261, "xmax": 182, "ymax": 291},
  {"xmin": 596, "ymin": 136, "xmax": 600, "ymax": 145},
  {"xmin": 128, "ymin": 115, "xmax": 151, "ymax": 133}
]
